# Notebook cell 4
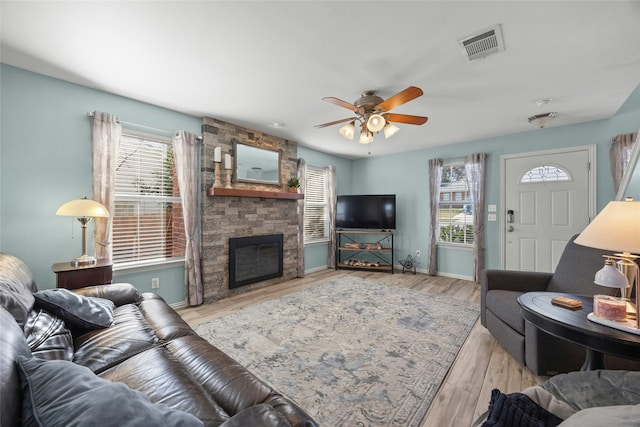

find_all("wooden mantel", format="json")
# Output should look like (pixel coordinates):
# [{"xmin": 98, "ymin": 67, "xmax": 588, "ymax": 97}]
[{"xmin": 207, "ymin": 187, "xmax": 304, "ymax": 200}]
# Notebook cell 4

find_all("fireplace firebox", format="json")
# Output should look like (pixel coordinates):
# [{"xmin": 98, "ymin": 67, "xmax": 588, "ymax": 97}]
[{"xmin": 229, "ymin": 234, "xmax": 283, "ymax": 289}]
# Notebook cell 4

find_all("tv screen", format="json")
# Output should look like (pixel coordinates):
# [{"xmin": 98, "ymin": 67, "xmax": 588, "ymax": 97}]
[{"xmin": 335, "ymin": 194, "xmax": 396, "ymax": 230}]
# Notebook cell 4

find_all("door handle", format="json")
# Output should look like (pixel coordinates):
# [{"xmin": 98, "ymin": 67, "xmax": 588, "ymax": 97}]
[{"xmin": 507, "ymin": 210, "xmax": 514, "ymax": 223}]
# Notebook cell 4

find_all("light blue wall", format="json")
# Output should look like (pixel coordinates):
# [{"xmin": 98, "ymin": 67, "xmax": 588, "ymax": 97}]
[
  {"xmin": 2, "ymin": 64, "xmax": 638, "ymax": 290},
  {"xmin": 351, "ymin": 83, "xmax": 640, "ymax": 277},
  {"xmin": 0, "ymin": 64, "xmax": 201, "ymax": 303}
]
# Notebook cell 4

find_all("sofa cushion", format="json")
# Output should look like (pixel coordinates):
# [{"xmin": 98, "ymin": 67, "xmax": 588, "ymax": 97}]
[
  {"xmin": 17, "ymin": 356, "xmax": 204, "ymax": 427},
  {"xmin": 220, "ymin": 404, "xmax": 291, "ymax": 427},
  {"xmin": 23, "ymin": 309, "xmax": 73, "ymax": 361},
  {"xmin": 558, "ymin": 405, "xmax": 640, "ymax": 427},
  {"xmin": 0, "ymin": 253, "xmax": 37, "ymax": 328},
  {"xmin": 73, "ymin": 303, "xmax": 158, "ymax": 373},
  {"xmin": 34, "ymin": 288, "xmax": 114, "ymax": 330},
  {"xmin": 485, "ymin": 290, "xmax": 525, "ymax": 334},
  {"xmin": 0, "ymin": 307, "xmax": 31, "ymax": 427}
]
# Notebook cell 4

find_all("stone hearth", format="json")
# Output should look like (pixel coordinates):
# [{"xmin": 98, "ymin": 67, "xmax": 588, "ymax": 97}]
[{"xmin": 200, "ymin": 117, "xmax": 300, "ymax": 302}]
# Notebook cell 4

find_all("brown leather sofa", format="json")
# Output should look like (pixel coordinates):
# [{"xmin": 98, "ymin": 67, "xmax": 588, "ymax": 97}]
[
  {"xmin": 0, "ymin": 253, "xmax": 318, "ymax": 427},
  {"xmin": 481, "ymin": 235, "xmax": 639, "ymax": 376}
]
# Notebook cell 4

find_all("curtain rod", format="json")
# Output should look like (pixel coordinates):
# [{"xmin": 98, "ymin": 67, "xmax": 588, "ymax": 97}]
[{"xmin": 87, "ymin": 112, "xmax": 201, "ymax": 139}]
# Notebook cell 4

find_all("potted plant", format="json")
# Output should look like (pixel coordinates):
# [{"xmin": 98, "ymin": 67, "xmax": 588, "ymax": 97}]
[{"xmin": 287, "ymin": 177, "xmax": 300, "ymax": 193}]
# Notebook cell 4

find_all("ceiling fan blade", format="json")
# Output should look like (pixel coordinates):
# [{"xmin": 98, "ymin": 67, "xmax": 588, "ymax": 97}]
[
  {"xmin": 314, "ymin": 117, "xmax": 356, "ymax": 128},
  {"xmin": 322, "ymin": 97, "xmax": 363, "ymax": 113},
  {"xmin": 384, "ymin": 113, "xmax": 428, "ymax": 125},
  {"xmin": 376, "ymin": 86, "xmax": 424, "ymax": 112}
]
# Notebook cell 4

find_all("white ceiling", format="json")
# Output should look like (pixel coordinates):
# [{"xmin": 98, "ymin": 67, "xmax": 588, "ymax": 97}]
[{"xmin": 2, "ymin": 1, "xmax": 640, "ymax": 159}]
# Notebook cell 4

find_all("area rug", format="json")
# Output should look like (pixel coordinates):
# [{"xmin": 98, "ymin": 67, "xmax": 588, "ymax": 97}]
[{"xmin": 193, "ymin": 275, "xmax": 480, "ymax": 426}]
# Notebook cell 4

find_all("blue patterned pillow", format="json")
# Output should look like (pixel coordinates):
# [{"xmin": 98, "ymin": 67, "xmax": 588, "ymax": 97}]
[
  {"xmin": 24, "ymin": 309, "xmax": 73, "ymax": 361},
  {"xmin": 34, "ymin": 289, "xmax": 114, "ymax": 330}
]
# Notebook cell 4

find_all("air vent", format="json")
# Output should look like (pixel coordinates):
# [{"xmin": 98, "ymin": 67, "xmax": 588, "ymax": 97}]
[{"xmin": 458, "ymin": 24, "xmax": 504, "ymax": 62}]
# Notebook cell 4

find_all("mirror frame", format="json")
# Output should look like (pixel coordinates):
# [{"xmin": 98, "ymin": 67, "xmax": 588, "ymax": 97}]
[
  {"xmin": 233, "ymin": 142, "xmax": 281, "ymax": 186},
  {"xmin": 615, "ymin": 132, "xmax": 640, "ymax": 201}
]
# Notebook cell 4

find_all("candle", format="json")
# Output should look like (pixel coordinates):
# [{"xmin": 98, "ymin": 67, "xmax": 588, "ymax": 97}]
[
  {"xmin": 213, "ymin": 147, "xmax": 221, "ymax": 163},
  {"xmin": 224, "ymin": 153, "xmax": 232, "ymax": 170}
]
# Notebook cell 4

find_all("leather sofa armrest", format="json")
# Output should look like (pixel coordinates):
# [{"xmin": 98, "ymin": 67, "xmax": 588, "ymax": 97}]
[{"xmin": 73, "ymin": 283, "xmax": 142, "ymax": 306}]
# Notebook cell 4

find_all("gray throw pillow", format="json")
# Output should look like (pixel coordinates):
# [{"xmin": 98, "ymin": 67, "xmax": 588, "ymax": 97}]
[
  {"xmin": 33, "ymin": 288, "xmax": 114, "ymax": 330},
  {"xmin": 17, "ymin": 356, "xmax": 204, "ymax": 427}
]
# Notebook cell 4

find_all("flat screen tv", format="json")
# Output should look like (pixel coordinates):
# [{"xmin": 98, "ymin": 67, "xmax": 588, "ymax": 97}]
[{"xmin": 335, "ymin": 194, "xmax": 396, "ymax": 230}]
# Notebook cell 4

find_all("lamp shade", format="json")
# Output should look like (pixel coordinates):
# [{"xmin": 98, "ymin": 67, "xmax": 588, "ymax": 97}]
[
  {"xmin": 594, "ymin": 259, "xmax": 629, "ymax": 288},
  {"xmin": 339, "ymin": 122, "xmax": 355, "ymax": 140},
  {"xmin": 366, "ymin": 114, "xmax": 386, "ymax": 132},
  {"xmin": 383, "ymin": 122, "xmax": 400, "ymax": 139},
  {"xmin": 359, "ymin": 131, "xmax": 373, "ymax": 144},
  {"xmin": 56, "ymin": 198, "xmax": 109, "ymax": 218},
  {"xmin": 574, "ymin": 200, "xmax": 640, "ymax": 255}
]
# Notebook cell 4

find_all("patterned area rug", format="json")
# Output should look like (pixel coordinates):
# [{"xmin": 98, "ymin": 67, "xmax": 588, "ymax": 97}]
[{"xmin": 193, "ymin": 275, "xmax": 480, "ymax": 426}]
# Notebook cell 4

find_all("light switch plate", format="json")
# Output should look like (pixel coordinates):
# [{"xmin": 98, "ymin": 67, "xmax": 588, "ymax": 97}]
[
  {"xmin": 488, "ymin": 213, "xmax": 497, "ymax": 221},
  {"xmin": 488, "ymin": 204, "xmax": 497, "ymax": 212}
]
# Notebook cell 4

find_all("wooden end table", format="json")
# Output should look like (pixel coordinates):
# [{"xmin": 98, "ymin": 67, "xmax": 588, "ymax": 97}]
[
  {"xmin": 52, "ymin": 259, "xmax": 113, "ymax": 290},
  {"xmin": 518, "ymin": 292, "xmax": 640, "ymax": 370}
]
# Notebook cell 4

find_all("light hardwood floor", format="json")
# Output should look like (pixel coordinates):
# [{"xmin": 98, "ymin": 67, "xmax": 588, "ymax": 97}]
[{"xmin": 178, "ymin": 269, "xmax": 546, "ymax": 427}]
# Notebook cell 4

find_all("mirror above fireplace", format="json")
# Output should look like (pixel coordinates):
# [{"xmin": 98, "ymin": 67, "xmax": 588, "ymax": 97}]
[{"xmin": 234, "ymin": 142, "xmax": 281, "ymax": 185}]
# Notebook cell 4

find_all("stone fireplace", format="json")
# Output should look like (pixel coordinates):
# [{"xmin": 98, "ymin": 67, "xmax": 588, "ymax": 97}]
[{"xmin": 200, "ymin": 117, "xmax": 301, "ymax": 302}]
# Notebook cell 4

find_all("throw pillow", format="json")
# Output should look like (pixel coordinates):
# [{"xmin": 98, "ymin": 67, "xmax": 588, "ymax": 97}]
[
  {"xmin": 17, "ymin": 356, "xmax": 204, "ymax": 427},
  {"xmin": 0, "ymin": 252, "xmax": 37, "ymax": 328},
  {"xmin": 558, "ymin": 405, "xmax": 640, "ymax": 427},
  {"xmin": 23, "ymin": 309, "xmax": 73, "ymax": 361},
  {"xmin": 33, "ymin": 288, "xmax": 114, "ymax": 330},
  {"xmin": 482, "ymin": 389, "xmax": 564, "ymax": 427}
]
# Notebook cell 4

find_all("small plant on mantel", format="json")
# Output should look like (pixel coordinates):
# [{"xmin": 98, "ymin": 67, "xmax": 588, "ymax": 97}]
[{"xmin": 287, "ymin": 177, "xmax": 300, "ymax": 193}]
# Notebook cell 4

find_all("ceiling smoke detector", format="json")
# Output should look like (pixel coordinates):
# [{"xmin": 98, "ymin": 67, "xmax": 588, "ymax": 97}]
[
  {"xmin": 528, "ymin": 112, "xmax": 557, "ymax": 128},
  {"xmin": 458, "ymin": 24, "xmax": 505, "ymax": 62}
]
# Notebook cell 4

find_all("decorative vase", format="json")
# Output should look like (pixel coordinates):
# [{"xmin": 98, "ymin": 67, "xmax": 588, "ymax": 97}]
[{"xmin": 288, "ymin": 187, "xmax": 298, "ymax": 193}]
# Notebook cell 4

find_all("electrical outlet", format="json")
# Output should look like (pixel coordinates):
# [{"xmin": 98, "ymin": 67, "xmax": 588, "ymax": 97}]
[
  {"xmin": 416, "ymin": 250, "xmax": 421, "ymax": 257},
  {"xmin": 151, "ymin": 278, "xmax": 159, "ymax": 289}
]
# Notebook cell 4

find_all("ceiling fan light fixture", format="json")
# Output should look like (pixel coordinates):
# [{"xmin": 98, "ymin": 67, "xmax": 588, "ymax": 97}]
[
  {"xmin": 359, "ymin": 131, "xmax": 374, "ymax": 145},
  {"xmin": 339, "ymin": 122, "xmax": 355, "ymax": 140},
  {"xmin": 366, "ymin": 114, "xmax": 386, "ymax": 132},
  {"xmin": 528, "ymin": 112, "xmax": 557, "ymax": 128},
  {"xmin": 383, "ymin": 122, "xmax": 400, "ymax": 139}
]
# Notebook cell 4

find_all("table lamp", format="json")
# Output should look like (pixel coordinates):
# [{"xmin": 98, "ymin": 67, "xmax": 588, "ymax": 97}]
[
  {"xmin": 56, "ymin": 197, "xmax": 110, "ymax": 266},
  {"xmin": 574, "ymin": 198, "xmax": 640, "ymax": 330}
]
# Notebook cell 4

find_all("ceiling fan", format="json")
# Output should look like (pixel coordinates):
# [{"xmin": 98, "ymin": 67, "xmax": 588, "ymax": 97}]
[{"xmin": 314, "ymin": 86, "xmax": 428, "ymax": 144}]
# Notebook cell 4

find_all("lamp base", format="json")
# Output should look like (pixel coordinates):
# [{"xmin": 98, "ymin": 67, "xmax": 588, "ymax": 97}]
[{"xmin": 71, "ymin": 255, "xmax": 97, "ymax": 267}]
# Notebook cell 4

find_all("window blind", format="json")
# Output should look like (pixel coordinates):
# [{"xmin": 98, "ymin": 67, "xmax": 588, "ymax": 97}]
[{"xmin": 304, "ymin": 166, "xmax": 328, "ymax": 241}]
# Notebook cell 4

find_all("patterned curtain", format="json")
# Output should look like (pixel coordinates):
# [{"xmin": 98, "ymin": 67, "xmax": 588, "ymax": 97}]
[
  {"xmin": 296, "ymin": 158, "xmax": 307, "ymax": 277},
  {"xmin": 326, "ymin": 165, "xmax": 337, "ymax": 269},
  {"xmin": 428, "ymin": 158, "xmax": 442, "ymax": 275},
  {"xmin": 91, "ymin": 112, "xmax": 122, "ymax": 262},
  {"xmin": 465, "ymin": 153, "xmax": 487, "ymax": 283},
  {"xmin": 610, "ymin": 132, "xmax": 637, "ymax": 194},
  {"xmin": 173, "ymin": 131, "xmax": 203, "ymax": 306}
]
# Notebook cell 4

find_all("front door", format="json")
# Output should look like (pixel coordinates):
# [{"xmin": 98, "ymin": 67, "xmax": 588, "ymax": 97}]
[{"xmin": 502, "ymin": 146, "xmax": 594, "ymax": 272}]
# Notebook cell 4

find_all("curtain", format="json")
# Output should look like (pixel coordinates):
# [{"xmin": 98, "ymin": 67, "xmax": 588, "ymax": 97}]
[
  {"xmin": 296, "ymin": 158, "xmax": 307, "ymax": 277},
  {"xmin": 428, "ymin": 158, "xmax": 442, "ymax": 275},
  {"xmin": 173, "ymin": 131, "xmax": 203, "ymax": 306},
  {"xmin": 610, "ymin": 132, "xmax": 638, "ymax": 194},
  {"xmin": 465, "ymin": 153, "xmax": 487, "ymax": 283},
  {"xmin": 326, "ymin": 165, "xmax": 337, "ymax": 269},
  {"xmin": 91, "ymin": 112, "xmax": 122, "ymax": 262}
]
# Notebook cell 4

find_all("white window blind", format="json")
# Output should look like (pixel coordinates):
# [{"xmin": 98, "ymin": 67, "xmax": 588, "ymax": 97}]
[
  {"xmin": 437, "ymin": 162, "xmax": 474, "ymax": 246},
  {"xmin": 304, "ymin": 166, "xmax": 329, "ymax": 243},
  {"xmin": 113, "ymin": 133, "xmax": 185, "ymax": 265}
]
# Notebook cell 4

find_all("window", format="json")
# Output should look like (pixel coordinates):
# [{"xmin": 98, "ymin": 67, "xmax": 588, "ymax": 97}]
[
  {"xmin": 304, "ymin": 166, "xmax": 329, "ymax": 243},
  {"xmin": 437, "ymin": 162, "xmax": 474, "ymax": 245},
  {"xmin": 520, "ymin": 165, "xmax": 570, "ymax": 183},
  {"xmin": 113, "ymin": 132, "xmax": 185, "ymax": 265}
]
